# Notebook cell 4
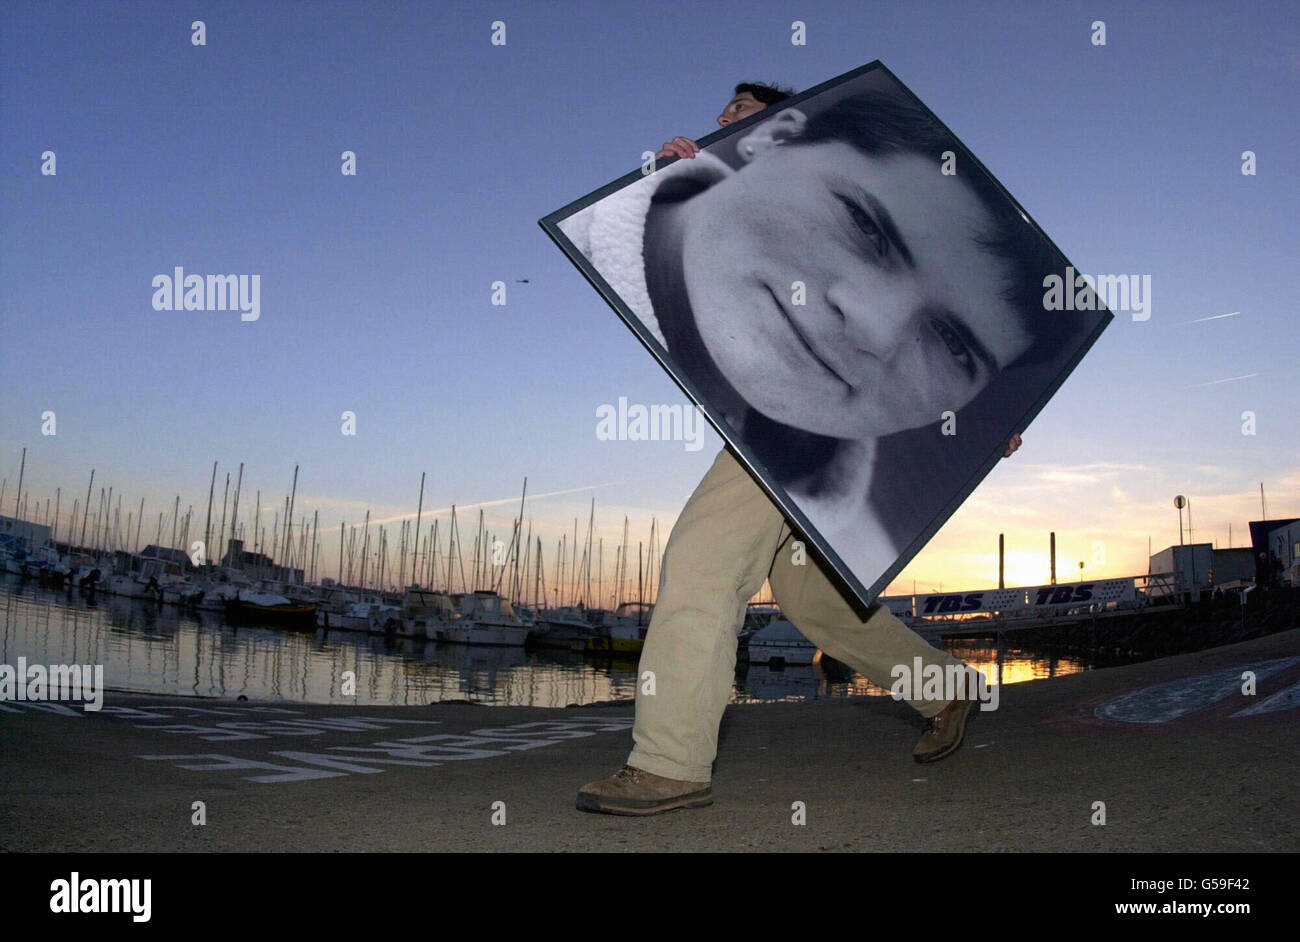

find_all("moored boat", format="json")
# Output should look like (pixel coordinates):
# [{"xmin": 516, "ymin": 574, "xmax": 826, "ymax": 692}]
[
  {"xmin": 107, "ymin": 556, "xmax": 184, "ymax": 602},
  {"xmin": 224, "ymin": 590, "xmax": 317, "ymax": 629},
  {"xmin": 428, "ymin": 590, "xmax": 528, "ymax": 646},
  {"xmin": 532, "ymin": 604, "xmax": 600, "ymax": 651},
  {"xmin": 402, "ymin": 586, "xmax": 459, "ymax": 640},
  {"xmin": 584, "ymin": 601, "xmax": 651, "ymax": 654},
  {"xmin": 744, "ymin": 617, "xmax": 816, "ymax": 666}
]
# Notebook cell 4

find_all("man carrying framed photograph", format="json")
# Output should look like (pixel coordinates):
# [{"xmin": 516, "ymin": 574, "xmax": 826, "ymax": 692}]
[{"xmin": 573, "ymin": 82, "xmax": 1024, "ymax": 816}]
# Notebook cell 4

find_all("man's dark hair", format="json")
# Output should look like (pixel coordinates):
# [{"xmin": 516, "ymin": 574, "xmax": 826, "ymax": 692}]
[
  {"xmin": 788, "ymin": 90, "xmax": 1083, "ymax": 367},
  {"xmin": 734, "ymin": 81, "xmax": 795, "ymax": 106},
  {"xmin": 746, "ymin": 88, "xmax": 1095, "ymax": 513}
]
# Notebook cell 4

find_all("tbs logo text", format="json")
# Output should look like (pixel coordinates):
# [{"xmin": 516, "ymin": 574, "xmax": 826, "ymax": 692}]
[
  {"xmin": 1033, "ymin": 584, "xmax": 1095, "ymax": 605},
  {"xmin": 919, "ymin": 584, "xmax": 1098, "ymax": 615}
]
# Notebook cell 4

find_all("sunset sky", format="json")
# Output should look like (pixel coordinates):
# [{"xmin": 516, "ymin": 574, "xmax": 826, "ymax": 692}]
[{"xmin": 2, "ymin": 0, "xmax": 1296, "ymax": 603}]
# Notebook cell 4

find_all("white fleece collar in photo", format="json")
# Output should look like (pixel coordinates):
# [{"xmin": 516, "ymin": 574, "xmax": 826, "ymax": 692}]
[{"xmin": 558, "ymin": 150, "xmax": 733, "ymax": 347}]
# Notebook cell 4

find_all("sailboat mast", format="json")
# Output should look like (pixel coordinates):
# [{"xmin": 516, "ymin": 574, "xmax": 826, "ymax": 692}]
[
  {"xmin": 79, "ymin": 469, "xmax": 95, "ymax": 552},
  {"xmin": 12, "ymin": 446, "xmax": 25, "ymax": 520},
  {"xmin": 519, "ymin": 519, "xmax": 533, "ymax": 604},
  {"xmin": 412, "ymin": 472, "xmax": 425, "ymax": 589},
  {"xmin": 359, "ymin": 509, "xmax": 371, "ymax": 591},
  {"xmin": 203, "ymin": 461, "xmax": 216, "ymax": 566},
  {"xmin": 512, "ymin": 477, "xmax": 527, "ymax": 600},
  {"xmin": 229, "ymin": 463, "xmax": 244, "ymax": 565},
  {"xmin": 584, "ymin": 497, "xmax": 595, "ymax": 606},
  {"xmin": 216, "ymin": 474, "xmax": 230, "ymax": 566},
  {"xmin": 396, "ymin": 520, "xmax": 406, "ymax": 590},
  {"xmin": 310, "ymin": 509, "xmax": 319, "ymax": 583},
  {"xmin": 569, "ymin": 517, "xmax": 578, "ymax": 606},
  {"xmin": 284, "ymin": 464, "xmax": 299, "ymax": 583}
]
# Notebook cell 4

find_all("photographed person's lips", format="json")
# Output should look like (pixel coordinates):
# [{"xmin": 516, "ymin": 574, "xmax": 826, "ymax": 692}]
[{"xmin": 764, "ymin": 285, "xmax": 850, "ymax": 387}]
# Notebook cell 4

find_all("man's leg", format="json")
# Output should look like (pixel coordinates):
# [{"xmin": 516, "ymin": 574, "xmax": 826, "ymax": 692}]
[
  {"xmin": 577, "ymin": 447, "xmax": 787, "ymax": 813},
  {"xmin": 627, "ymin": 447, "xmax": 788, "ymax": 780},
  {"xmin": 768, "ymin": 532, "xmax": 980, "ymax": 760}
]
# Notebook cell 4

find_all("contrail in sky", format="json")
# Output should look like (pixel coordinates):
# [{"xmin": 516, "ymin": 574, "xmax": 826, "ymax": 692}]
[
  {"xmin": 1176, "ymin": 311, "xmax": 1240, "ymax": 325},
  {"xmin": 369, "ymin": 483, "xmax": 619, "ymax": 526},
  {"xmin": 1184, "ymin": 373, "xmax": 1257, "ymax": 388}
]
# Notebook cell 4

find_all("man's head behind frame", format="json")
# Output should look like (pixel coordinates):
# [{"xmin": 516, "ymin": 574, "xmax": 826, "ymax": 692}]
[{"xmin": 654, "ymin": 81, "xmax": 794, "ymax": 161}]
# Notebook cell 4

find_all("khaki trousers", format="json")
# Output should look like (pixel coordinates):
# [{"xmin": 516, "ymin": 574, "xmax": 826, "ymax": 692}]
[{"xmin": 628, "ymin": 447, "xmax": 965, "ymax": 782}]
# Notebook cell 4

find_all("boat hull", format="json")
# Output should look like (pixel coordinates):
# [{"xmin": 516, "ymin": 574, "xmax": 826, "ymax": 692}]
[
  {"xmin": 225, "ymin": 599, "xmax": 318, "ymax": 630},
  {"xmin": 585, "ymin": 633, "xmax": 645, "ymax": 654},
  {"xmin": 532, "ymin": 621, "xmax": 598, "ymax": 650},
  {"xmin": 429, "ymin": 622, "xmax": 528, "ymax": 646},
  {"xmin": 745, "ymin": 642, "xmax": 816, "ymax": 666}
]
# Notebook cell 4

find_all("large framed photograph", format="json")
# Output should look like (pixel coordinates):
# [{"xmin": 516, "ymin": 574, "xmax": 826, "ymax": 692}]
[{"xmin": 540, "ymin": 61, "xmax": 1112, "ymax": 613}]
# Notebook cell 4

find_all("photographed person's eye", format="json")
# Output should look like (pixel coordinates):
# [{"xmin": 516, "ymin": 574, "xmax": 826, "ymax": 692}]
[
  {"xmin": 930, "ymin": 318, "xmax": 976, "ymax": 378},
  {"xmin": 837, "ymin": 195, "xmax": 886, "ymax": 256}
]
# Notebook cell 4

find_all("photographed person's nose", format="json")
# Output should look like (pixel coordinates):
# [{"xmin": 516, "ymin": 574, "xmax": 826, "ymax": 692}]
[{"xmin": 828, "ymin": 281, "xmax": 917, "ymax": 363}]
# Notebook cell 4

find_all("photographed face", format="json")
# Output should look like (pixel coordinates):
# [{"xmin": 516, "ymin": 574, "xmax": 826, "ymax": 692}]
[
  {"xmin": 717, "ymin": 91, "xmax": 767, "ymax": 127},
  {"xmin": 677, "ymin": 138, "xmax": 1034, "ymax": 440}
]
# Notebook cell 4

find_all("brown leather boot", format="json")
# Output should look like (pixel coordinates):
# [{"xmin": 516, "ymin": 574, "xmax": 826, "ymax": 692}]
[
  {"xmin": 912, "ymin": 694, "xmax": 977, "ymax": 763},
  {"xmin": 576, "ymin": 765, "xmax": 713, "ymax": 815}
]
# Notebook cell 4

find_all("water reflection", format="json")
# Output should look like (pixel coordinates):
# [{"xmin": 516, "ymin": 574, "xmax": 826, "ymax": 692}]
[{"xmin": 1, "ymin": 575, "xmax": 1092, "ymax": 707}]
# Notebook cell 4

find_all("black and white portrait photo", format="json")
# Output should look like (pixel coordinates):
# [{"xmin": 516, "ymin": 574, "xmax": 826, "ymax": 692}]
[{"xmin": 543, "ymin": 63, "xmax": 1111, "ymax": 608}]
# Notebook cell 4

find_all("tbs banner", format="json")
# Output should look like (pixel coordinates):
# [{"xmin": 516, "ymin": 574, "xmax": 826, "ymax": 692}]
[
  {"xmin": 912, "ymin": 579, "xmax": 1138, "ymax": 617},
  {"xmin": 542, "ymin": 62, "xmax": 1112, "ymax": 612}
]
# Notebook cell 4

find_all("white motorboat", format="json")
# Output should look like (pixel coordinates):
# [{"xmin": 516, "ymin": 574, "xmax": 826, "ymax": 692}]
[
  {"xmin": 744, "ymin": 617, "xmax": 817, "ymax": 666},
  {"xmin": 532, "ymin": 605, "xmax": 600, "ymax": 650},
  {"xmin": 738, "ymin": 602, "xmax": 782, "ymax": 646},
  {"xmin": 191, "ymin": 569, "xmax": 256, "ymax": 611},
  {"xmin": 107, "ymin": 556, "xmax": 184, "ymax": 601},
  {"xmin": 402, "ymin": 586, "xmax": 458, "ymax": 639},
  {"xmin": 160, "ymin": 579, "xmax": 207, "ymax": 607},
  {"xmin": 366, "ymin": 603, "xmax": 403, "ymax": 634},
  {"xmin": 428, "ymin": 591, "xmax": 528, "ymax": 646}
]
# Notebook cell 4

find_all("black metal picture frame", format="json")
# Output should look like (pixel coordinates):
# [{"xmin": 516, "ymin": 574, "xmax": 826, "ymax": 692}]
[{"xmin": 540, "ymin": 61, "xmax": 1113, "ymax": 615}]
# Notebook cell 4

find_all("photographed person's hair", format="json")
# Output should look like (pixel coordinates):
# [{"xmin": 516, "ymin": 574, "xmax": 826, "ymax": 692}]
[
  {"xmin": 788, "ymin": 90, "xmax": 1077, "ymax": 368},
  {"xmin": 735, "ymin": 81, "xmax": 796, "ymax": 106}
]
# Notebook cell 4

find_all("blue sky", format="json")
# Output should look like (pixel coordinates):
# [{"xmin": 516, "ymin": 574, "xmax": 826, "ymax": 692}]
[{"xmin": 2, "ymin": 0, "xmax": 1296, "ymax": 598}]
